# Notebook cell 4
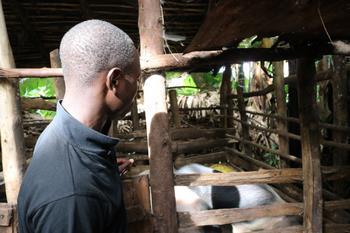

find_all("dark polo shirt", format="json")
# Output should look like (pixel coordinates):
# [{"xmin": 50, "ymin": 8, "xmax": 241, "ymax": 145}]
[{"xmin": 18, "ymin": 102, "xmax": 126, "ymax": 233}]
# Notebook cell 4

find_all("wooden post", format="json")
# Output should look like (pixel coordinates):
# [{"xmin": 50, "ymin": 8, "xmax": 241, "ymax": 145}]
[
  {"xmin": 220, "ymin": 65, "xmax": 232, "ymax": 128},
  {"xmin": 49, "ymin": 49, "xmax": 65, "ymax": 100},
  {"xmin": 273, "ymin": 61, "xmax": 289, "ymax": 168},
  {"xmin": 138, "ymin": 0, "xmax": 177, "ymax": 232},
  {"xmin": 226, "ymin": 66, "xmax": 234, "ymax": 129},
  {"xmin": 169, "ymin": 90, "xmax": 180, "ymax": 128},
  {"xmin": 131, "ymin": 100, "xmax": 140, "ymax": 131},
  {"xmin": 237, "ymin": 65, "xmax": 252, "ymax": 157},
  {"xmin": 297, "ymin": 58, "xmax": 323, "ymax": 233},
  {"xmin": 332, "ymin": 55, "xmax": 349, "ymax": 197},
  {"xmin": 288, "ymin": 60, "xmax": 302, "ymax": 159},
  {"xmin": 0, "ymin": 0, "xmax": 26, "ymax": 204}
]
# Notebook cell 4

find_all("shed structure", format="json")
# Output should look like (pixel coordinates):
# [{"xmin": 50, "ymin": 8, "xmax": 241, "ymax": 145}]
[{"xmin": 0, "ymin": 0, "xmax": 350, "ymax": 233}]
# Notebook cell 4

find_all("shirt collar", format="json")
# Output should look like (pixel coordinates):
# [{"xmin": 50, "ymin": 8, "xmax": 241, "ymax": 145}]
[{"xmin": 52, "ymin": 101, "xmax": 119, "ymax": 156}]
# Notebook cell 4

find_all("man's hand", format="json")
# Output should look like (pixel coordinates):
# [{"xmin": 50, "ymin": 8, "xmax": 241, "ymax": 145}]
[{"xmin": 117, "ymin": 158, "xmax": 134, "ymax": 175}]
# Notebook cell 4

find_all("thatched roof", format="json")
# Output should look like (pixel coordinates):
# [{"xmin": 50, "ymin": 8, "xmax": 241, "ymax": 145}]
[{"xmin": 2, "ymin": 0, "xmax": 350, "ymax": 68}]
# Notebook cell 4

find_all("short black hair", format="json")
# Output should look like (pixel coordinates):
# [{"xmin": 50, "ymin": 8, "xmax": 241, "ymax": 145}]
[{"xmin": 59, "ymin": 20, "xmax": 137, "ymax": 86}]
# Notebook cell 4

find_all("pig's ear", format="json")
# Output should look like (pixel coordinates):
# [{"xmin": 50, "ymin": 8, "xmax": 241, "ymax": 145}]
[{"xmin": 106, "ymin": 67, "xmax": 122, "ymax": 91}]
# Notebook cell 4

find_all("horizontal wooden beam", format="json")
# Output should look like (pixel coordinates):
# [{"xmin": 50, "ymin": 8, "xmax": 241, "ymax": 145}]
[
  {"xmin": 178, "ymin": 202, "xmax": 303, "ymax": 228},
  {"xmin": 174, "ymin": 151, "xmax": 228, "ymax": 168},
  {"xmin": 0, "ymin": 49, "xmax": 340, "ymax": 77},
  {"xmin": 233, "ymin": 225, "xmax": 304, "ymax": 233},
  {"xmin": 175, "ymin": 168, "xmax": 302, "ymax": 186},
  {"xmin": 21, "ymin": 97, "xmax": 56, "ymax": 111},
  {"xmin": 324, "ymin": 199, "xmax": 350, "ymax": 211},
  {"xmin": 116, "ymin": 138, "xmax": 232, "ymax": 154}
]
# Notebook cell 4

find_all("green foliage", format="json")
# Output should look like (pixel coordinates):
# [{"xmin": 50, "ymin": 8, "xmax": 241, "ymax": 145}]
[
  {"xmin": 262, "ymin": 143, "xmax": 280, "ymax": 168},
  {"xmin": 165, "ymin": 72, "xmax": 199, "ymax": 96},
  {"xmin": 201, "ymin": 72, "xmax": 222, "ymax": 89},
  {"xmin": 20, "ymin": 78, "xmax": 55, "ymax": 97},
  {"xmin": 20, "ymin": 78, "xmax": 56, "ymax": 119},
  {"xmin": 237, "ymin": 35, "xmax": 261, "ymax": 48}
]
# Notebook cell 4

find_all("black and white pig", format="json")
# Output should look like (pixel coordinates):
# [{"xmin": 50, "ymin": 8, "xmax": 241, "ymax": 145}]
[{"xmin": 174, "ymin": 163, "xmax": 300, "ymax": 233}]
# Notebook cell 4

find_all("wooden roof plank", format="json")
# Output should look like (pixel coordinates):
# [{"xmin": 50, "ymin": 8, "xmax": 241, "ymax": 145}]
[{"xmin": 185, "ymin": 0, "xmax": 350, "ymax": 52}]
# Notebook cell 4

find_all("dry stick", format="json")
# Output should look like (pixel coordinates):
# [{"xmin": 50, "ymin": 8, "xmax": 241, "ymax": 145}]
[
  {"xmin": 231, "ymin": 117, "xmax": 301, "ymax": 141},
  {"xmin": 229, "ymin": 134, "xmax": 301, "ymax": 164}
]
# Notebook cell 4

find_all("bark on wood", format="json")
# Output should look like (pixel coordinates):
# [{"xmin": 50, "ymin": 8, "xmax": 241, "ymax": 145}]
[
  {"xmin": 143, "ymin": 74, "xmax": 177, "ymax": 230},
  {"xmin": 219, "ymin": 65, "xmax": 231, "ymax": 128},
  {"xmin": 131, "ymin": 100, "xmax": 140, "ymax": 131},
  {"xmin": 0, "ymin": 0, "xmax": 26, "ymax": 204},
  {"xmin": 324, "ymin": 199, "xmax": 350, "ymax": 211},
  {"xmin": 175, "ymin": 168, "xmax": 302, "ymax": 186},
  {"xmin": 171, "ymin": 128, "xmax": 229, "ymax": 140},
  {"xmin": 21, "ymin": 97, "xmax": 56, "ymax": 111},
  {"xmin": 332, "ymin": 55, "xmax": 349, "ymax": 197},
  {"xmin": 169, "ymin": 90, "xmax": 180, "ymax": 128},
  {"xmin": 297, "ymin": 58, "xmax": 323, "ymax": 233},
  {"xmin": 116, "ymin": 138, "xmax": 232, "ymax": 154},
  {"xmin": 49, "ymin": 49, "xmax": 65, "ymax": 100},
  {"xmin": 0, "ymin": 203, "xmax": 17, "ymax": 233},
  {"xmin": 273, "ymin": 61, "xmax": 289, "ymax": 168},
  {"xmin": 288, "ymin": 60, "xmax": 302, "ymax": 160},
  {"xmin": 324, "ymin": 224, "xmax": 350, "ymax": 233},
  {"xmin": 115, "ymin": 128, "xmax": 230, "ymax": 140},
  {"xmin": 0, "ymin": 62, "xmax": 333, "ymax": 81},
  {"xmin": 178, "ymin": 202, "xmax": 303, "ymax": 228},
  {"xmin": 237, "ymin": 67, "xmax": 252, "ymax": 159},
  {"xmin": 139, "ymin": 0, "xmax": 177, "ymax": 231}
]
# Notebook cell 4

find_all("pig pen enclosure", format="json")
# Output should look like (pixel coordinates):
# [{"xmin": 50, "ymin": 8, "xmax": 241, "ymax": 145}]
[{"xmin": 0, "ymin": 0, "xmax": 350, "ymax": 233}]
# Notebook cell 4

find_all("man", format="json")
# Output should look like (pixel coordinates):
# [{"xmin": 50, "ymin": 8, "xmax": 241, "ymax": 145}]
[{"xmin": 18, "ymin": 20, "xmax": 140, "ymax": 233}]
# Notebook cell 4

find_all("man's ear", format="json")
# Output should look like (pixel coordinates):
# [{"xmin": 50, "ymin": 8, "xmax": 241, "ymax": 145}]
[{"xmin": 106, "ymin": 67, "xmax": 122, "ymax": 91}]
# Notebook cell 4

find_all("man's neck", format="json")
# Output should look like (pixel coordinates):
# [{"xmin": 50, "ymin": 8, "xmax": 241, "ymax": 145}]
[{"xmin": 62, "ymin": 95, "xmax": 108, "ymax": 133}]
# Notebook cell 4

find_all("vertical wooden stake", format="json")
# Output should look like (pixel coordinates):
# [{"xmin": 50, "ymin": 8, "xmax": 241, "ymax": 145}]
[
  {"xmin": 220, "ymin": 65, "xmax": 232, "ymax": 129},
  {"xmin": 131, "ymin": 100, "xmax": 140, "ymax": 131},
  {"xmin": 139, "ymin": 0, "xmax": 177, "ymax": 232},
  {"xmin": 237, "ymin": 65, "xmax": 252, "ymax": 157},
  {"xmin": 169, "ymin": 90, "xmax": 180, "ymax": 128},
  {"xmin": 0, "ymin": 0, "xmax": 26, "ymax": 204},
  {"xmin": 297, "ymin": 58, "xmax": 323, "ymax": 233},
  {"xmin": 50, "ymin": 49, "xmax": 65, "ymax": 100},
  {"xmin": 273, "ymin": 61, "xmax": 289, "ymax": 168},
  {"xmin": 332, "ymin": 55, "xmax": 349, "ymax": 196},
  {"xmin": 287, "ymin": 60, "xmax": 302, "ymax": 159}
]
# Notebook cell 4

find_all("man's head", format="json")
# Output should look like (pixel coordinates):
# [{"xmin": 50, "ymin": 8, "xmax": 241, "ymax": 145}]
[{"xmin": 60, "ymin": 20, "xmax": 140, "ymax": 119}]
